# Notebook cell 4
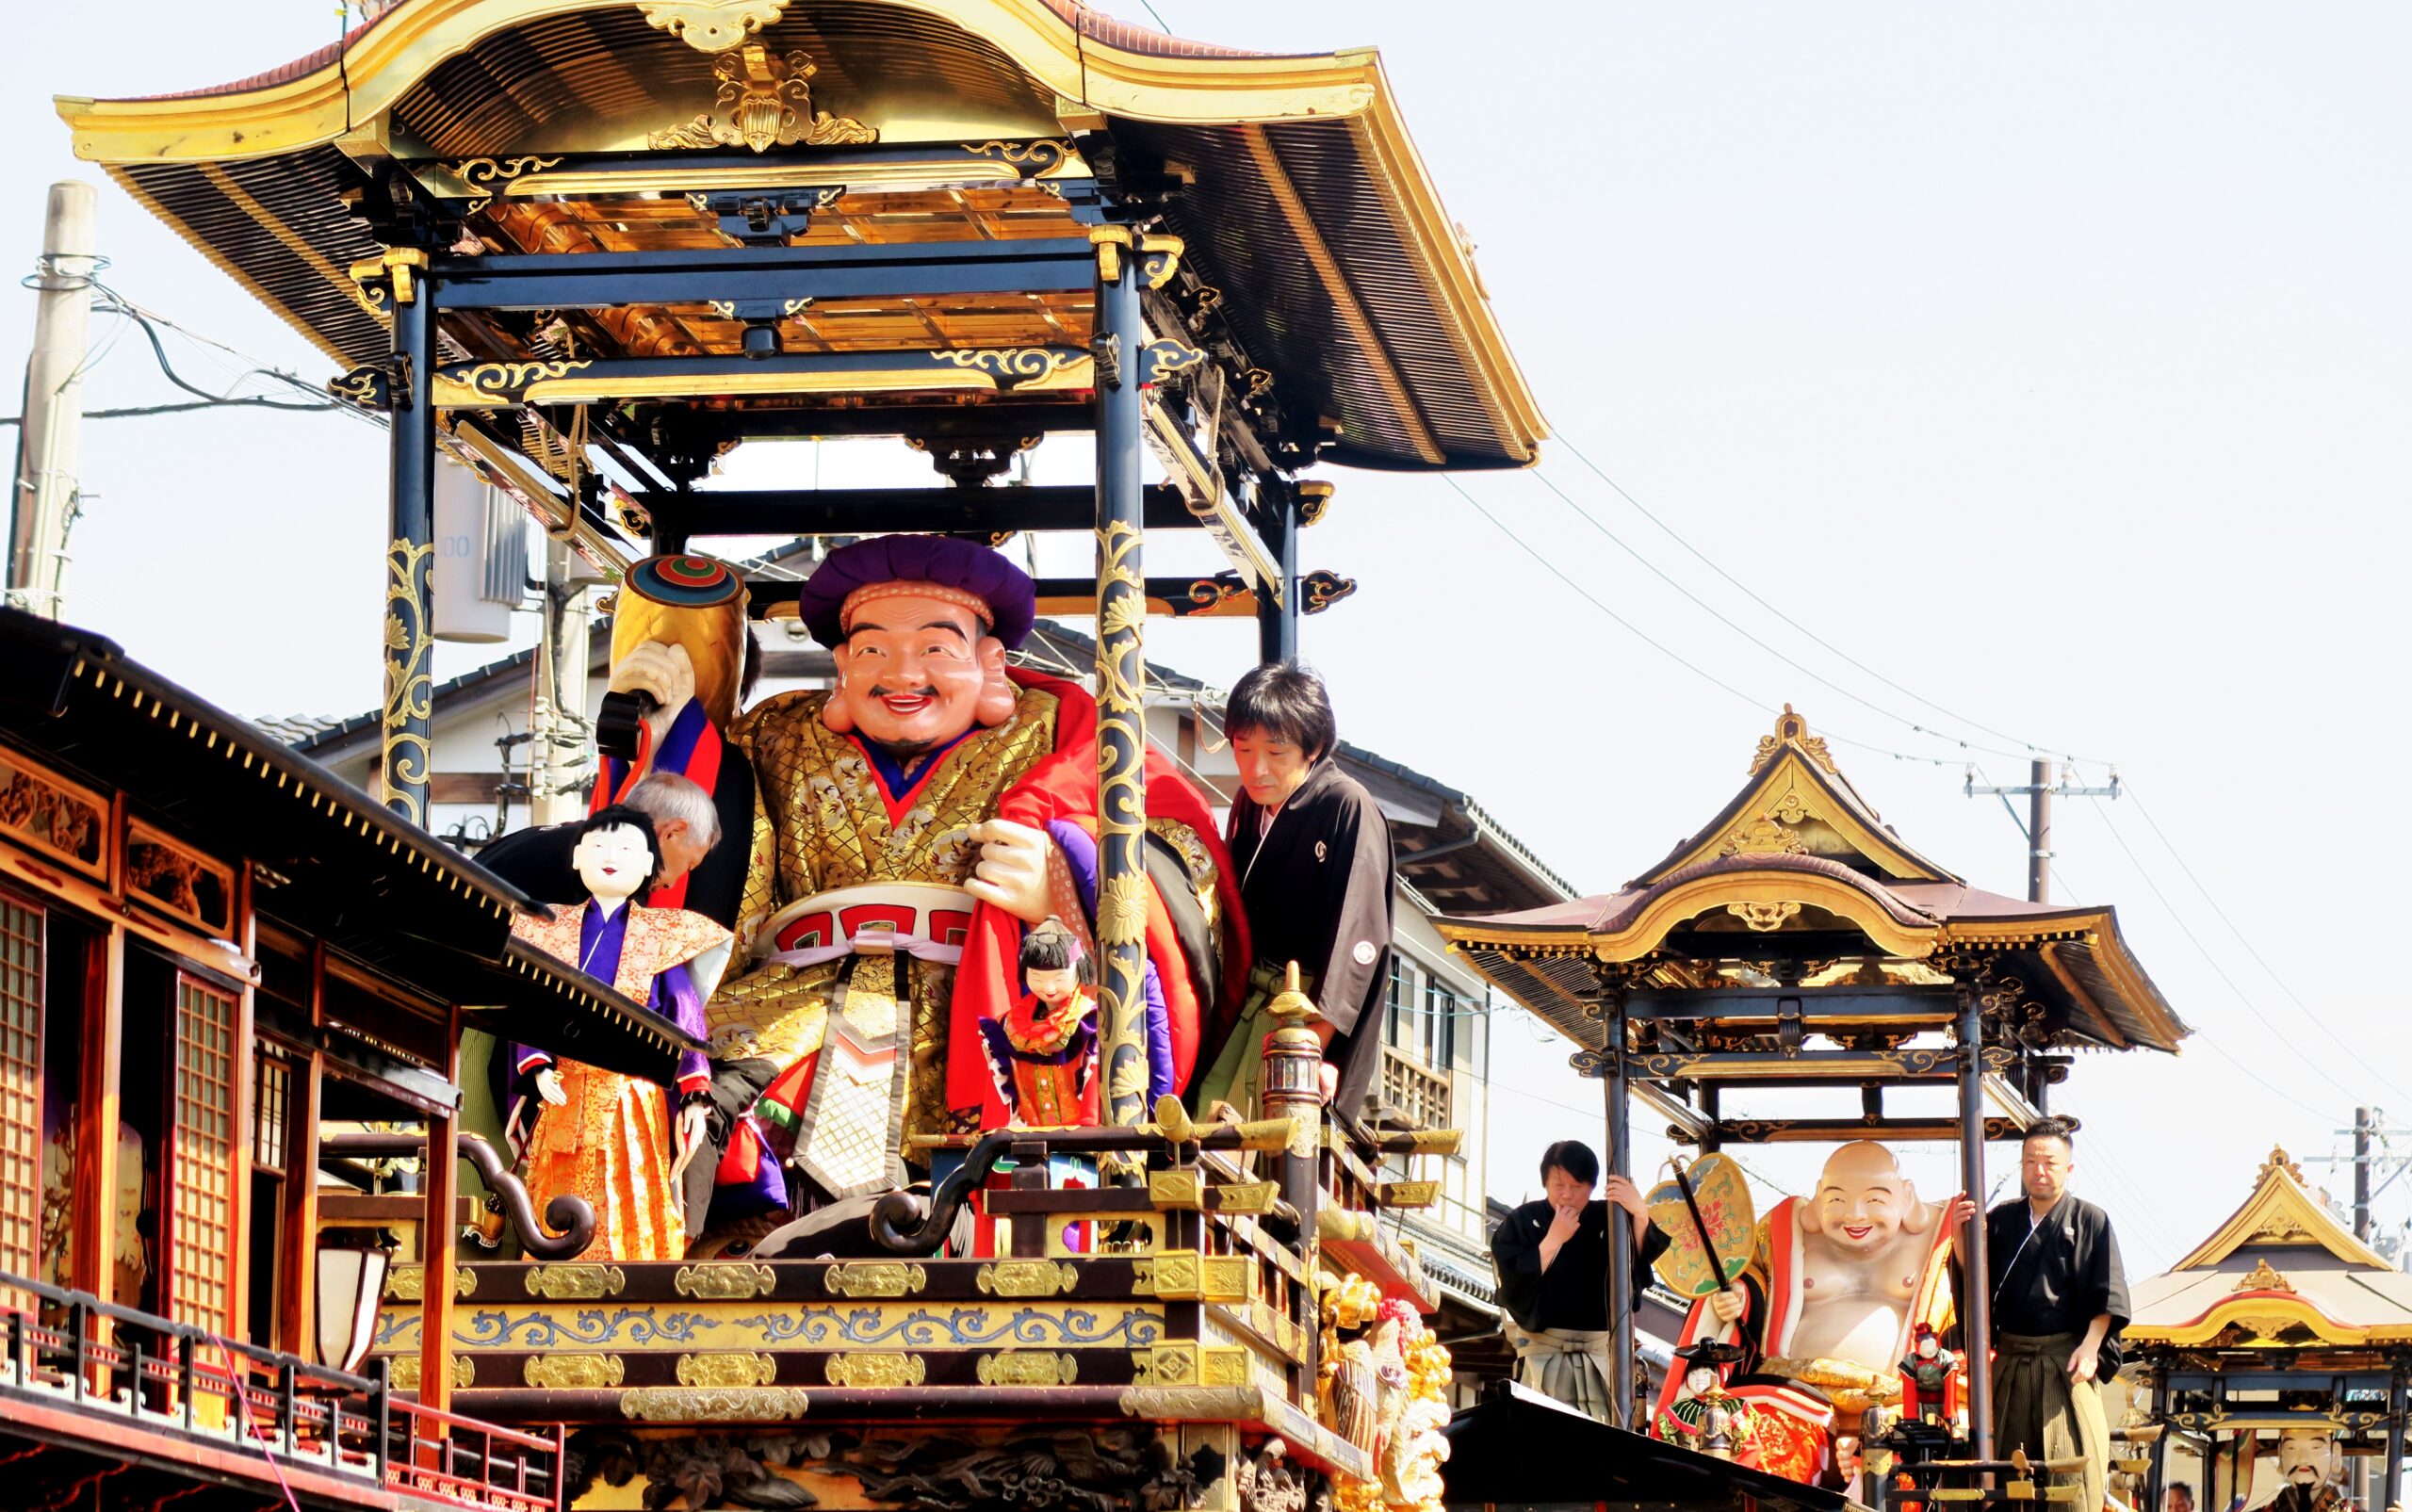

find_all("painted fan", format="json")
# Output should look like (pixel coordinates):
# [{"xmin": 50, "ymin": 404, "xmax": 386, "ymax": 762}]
[{"xmin": 1646, "ymin": 1153, "xmax": 1756, "ymax": 1299}]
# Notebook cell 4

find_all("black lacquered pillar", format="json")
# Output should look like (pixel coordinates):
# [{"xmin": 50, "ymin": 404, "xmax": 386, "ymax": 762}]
[
  {"xmin": 376, "ymin": 250, "xmax": 436, "ymax": 825},
  {"xmin": 1254, "ymin": 477, "xmax": 1299, "ymax": 665},
  {"xmin": 1601, "ymin": 988, "xmax": 1635, "ymax": 1427},
  {"xmin": 1090, "ymin": 225, "xmax": 1149, "ymax": 1129},
  {"xmin": 1957, "ymin": 987, "xmax": 1996, "ymax": 1457}
]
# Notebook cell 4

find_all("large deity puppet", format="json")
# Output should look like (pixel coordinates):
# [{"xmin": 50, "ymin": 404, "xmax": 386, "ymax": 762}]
[
  {"xmin": 1652, "ymin": 1141, "xmax": 1959, "ymax": 1485},
  {"xmin": 599, "ymin": 538, "xmax": 1247, "ymax": 1240}
]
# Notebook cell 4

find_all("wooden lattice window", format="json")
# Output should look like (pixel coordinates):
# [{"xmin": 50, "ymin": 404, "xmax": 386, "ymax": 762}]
[
  {"xmin": 167, "ymin": 975, "xmax": 236, "ymax": 1332},
  {"xmin": 0, "ymin": 894, "xmax": 41, "ymax": 1284},
  {"xmin": 252, "ymin": 1050, "xmax": 291, "ymax": 1170}
]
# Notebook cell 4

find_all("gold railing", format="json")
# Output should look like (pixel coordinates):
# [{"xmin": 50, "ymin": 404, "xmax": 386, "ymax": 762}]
[{"xmin": 1380, "ymin": 1048, "xmax": 1451, "ymax": 1131}]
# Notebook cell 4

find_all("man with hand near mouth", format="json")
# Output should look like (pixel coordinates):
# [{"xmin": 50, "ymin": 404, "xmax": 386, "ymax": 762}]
[
  {"xmin": 1950, "ymin": 1115, "xmax": 2129, "ymax": 1512},
  {"xmin": 1491, "ymin": 1139, "xmax": 1670, "ymax": 1423}
]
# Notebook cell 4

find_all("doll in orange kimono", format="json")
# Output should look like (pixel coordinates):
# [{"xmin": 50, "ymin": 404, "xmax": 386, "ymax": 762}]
[
  {"xmin": 975, "ymin": 918, "xmax": 1100, "ymax": 1127},
  {"xmin": 508, "ymin": 805, "xmax": 730, "ymax": 1260}
]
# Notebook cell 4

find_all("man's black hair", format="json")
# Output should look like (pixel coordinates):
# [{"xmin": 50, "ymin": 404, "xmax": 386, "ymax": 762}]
[
  {"xmin": 1540, "ymin": 1139, "xmax": 1600, "ymax": 1186},
  {"xmin": 1225, "ymin": 660, "xmax": 1338, "ymax": 762},
  {"xmin": 2024, "ymin": 1114, "xmax": 2078, "ymax": 1151},
  {"xmin": 576, "ymin": 804, "xmax": 664, "ymax": 892},
  {"xmin": 1019, "ymin": 918, "xmax": 1095, "ymax": 984},
  {"xmin": 739, "ymin": 626, "xmax": 763, "ymax": 706}
]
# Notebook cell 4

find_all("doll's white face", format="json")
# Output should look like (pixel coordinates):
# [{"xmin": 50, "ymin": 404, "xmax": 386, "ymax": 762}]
[
  {"xmin": 1686, "ymin": 1365, "xmax": 1718, "ymax": 1395},
  {"xmin": 572, "ymin": 823, "xmax": 654, "ymax": 905},
  {"xmin": 1025, "ymin": 964, "xmax": 1083, "ymax": 1012}
]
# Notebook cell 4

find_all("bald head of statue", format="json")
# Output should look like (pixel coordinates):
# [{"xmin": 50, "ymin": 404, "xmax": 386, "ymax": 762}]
[{"xmin": 1799, "ymin": 1139, "xmax": 1934, "ymax": 1255}]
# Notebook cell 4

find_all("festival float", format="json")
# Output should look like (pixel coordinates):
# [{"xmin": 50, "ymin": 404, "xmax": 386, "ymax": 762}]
[
  {"xmin": 5, "ymin": 2, "xmax": 1541, "ymax": 1509},
  {"xmin": 1435, "ymin": 707, "xmax": 2192, "ymax": 1507}
]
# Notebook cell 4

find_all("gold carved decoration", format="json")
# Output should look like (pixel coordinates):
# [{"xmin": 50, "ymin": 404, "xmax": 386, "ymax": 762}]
[
  {"xmin": 928, "ymin": 348, "xmax": 1083, "ymax": 386},
  {"xmin": 443, "ymin": 156, "xmax": 561, "ymax": 214},
  {"xmin": 961, "ymin": 139, "xmax": 1074, "ymax": 175},
  {"xmin": 1727, "ymin": 901, "xmax": 1803, "ymax": 933},
  {"xmin": 1217, "ymin": 1180, "xmax": 1279, "ymax": 1215},
  {"xmin": 1296, "ymin": 480, "xmax": 1335, "ymax": 527},
  {"xmin": 1089, "ymin": 225, "xmax": 1132, "ymax": 284},
  {"xmin": 677, "ymin": 1352, "xmax": 778, "ymax": 1388},
  {"xmin": 823, "ymin": 1261, "xmax": 925, "ymax": 1298},
  {"xmin": 381, "ymin": 537, "xmax": 435, "ymax": 825},
  {"xmin": 977, "ymin": 1260, "xmax": 1080, "ymax": 1298},
  {"xmin": 978, "ymin": 1353, "xmax": 1079, "ymax": 1387},
  {"xmin": 1137, "ymin": 234, "xmax": 1184, "ymax": 290},
  {"xmin": 642, "ymin": 0, "xmax": 790, "ymax": 52},
  {"xmin": 389, "ymin": 1356, "xmax": 476, "ymax": 1391},
  {"xmin": 2235, "ymin": 1259, "xmax": 2290, "ymax": 1293},
  {"xmin": 524, "ymin": 1263, "xmax": 627, "ymax": 1300},
  {"xmin": 1718, "ymin": 814, "xmax": 1807, "ymax": 859},
  {"xmin": 386, "ymin": 1265, "xmax": 477, "ymax": 1302},
  {"xmin": 1377, "ymin": 1180, "xmax": 1441, "ymax": 1210},
  {"xmin": 2261, "ymin": 1146, "xmax": 2306, "ymax": 1182},
  {"xmin": 1750, "ymin": 705, "xmax": 1837, "ymax": 776},
  {"xmin": 1149, "ymin": 1170, "xmax": 1203, "ymax": 1210},
  {"xmin": 349, "ymin": 247, "xmax": 428, "ymax": 306},
  {"xmin": 648, "ymin": 44, "xmax": 876, "ymax": 154},
  {"xmin": 620, "ymin": 1387, "xmax": 813, "ymax": 1423},
  {"xmin": 676, "ymin": 1262, "xmax": 777, "ymax": 1300},
  {"xmin": 823, "ymin": 1353, "xmax": 926, "ymax": 1389},
  {"xmin": 456, "ymin": 359, "xmax": 594, "ymax": 402},
  {"xmin": 525, "ymin": 1355, "xmax": 626, "ymax": 1389}
]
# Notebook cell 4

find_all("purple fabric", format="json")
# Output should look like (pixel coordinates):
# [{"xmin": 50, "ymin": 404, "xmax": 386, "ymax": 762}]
[
  {"xmin": 1045, "ymin": 820, "xmax": 1174, "ymax": 1103},
  {"xmin": 507, "ymin": 900, "xmax": 709, "ymax": 1091},
  {"xmin": 795, "ymin": 535, "xmax": 1037, "ymax": 650}
]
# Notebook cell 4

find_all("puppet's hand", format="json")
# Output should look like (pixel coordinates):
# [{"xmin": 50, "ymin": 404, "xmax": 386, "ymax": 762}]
[
  {"xmin": 535, "ymin": 1067, "xmax": 567, "ymax": 1107},
  {"xmin": 608, "ymin": 640, "xmax": 696, "ymax": 760},
  {"xmin": 668, "ymin": 1102, "xmax": 710, "ymax": 1182},
  {"xmin": 965, "ymin": 819, "xmax": 1053, "ymax": 924},
  {"xmin": 1709, "ymin": 1285, "xmax": 1748, "ymax": 1326}
]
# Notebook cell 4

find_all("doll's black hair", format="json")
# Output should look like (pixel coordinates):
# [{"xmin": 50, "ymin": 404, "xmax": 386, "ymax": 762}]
[{"xmin": 1019, "ymin": 917, "xmax": 1095, "ymax": 984}]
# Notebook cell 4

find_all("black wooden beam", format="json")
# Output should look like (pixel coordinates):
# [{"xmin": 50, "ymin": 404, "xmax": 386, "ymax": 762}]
[
  {"xmin": 427, "ymin": 237, "xmax": 1097, "ymax": 312},
  {"xmin": 1624, "ymin": 988, "xmax": 1961, "ymax": 1021},
  {"xmin": 654, "ymin": 484, "xmax": 1196, "ymax": 537}
]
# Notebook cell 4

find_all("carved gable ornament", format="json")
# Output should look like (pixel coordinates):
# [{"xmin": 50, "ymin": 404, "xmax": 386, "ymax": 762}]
[
  {"xmin": 649, "ymin": 43, "xmax": 879, "ymax": 153},
  {"xmin": 643, "ymin": 0, "xmax": 792, "ymax": 53}
]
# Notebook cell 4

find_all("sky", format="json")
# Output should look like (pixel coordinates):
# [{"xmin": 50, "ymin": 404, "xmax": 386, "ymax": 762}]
[{"xmin": 4, "ymin": 2, "xmax": 2409, "ymax": 1276}]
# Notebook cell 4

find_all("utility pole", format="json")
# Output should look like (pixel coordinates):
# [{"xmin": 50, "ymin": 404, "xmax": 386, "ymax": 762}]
[
  {"xmin": 8, "ymin": 181, "xmax": 99, "ymax": 619},
  {"xmin": 2357, "ymin": 1107, "xmax": 2375, "ymax": 1244},
  {"xmin": 528, "ymin": 537, "xmax": 595, "ymax": 826},
  {"xmin": 1965, "ymin": 761, "xmax": 2121, "ymax": 903}
]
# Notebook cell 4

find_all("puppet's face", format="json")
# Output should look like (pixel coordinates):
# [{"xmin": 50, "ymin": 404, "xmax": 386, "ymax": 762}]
[
  {"xmin": 573, "ymin": 823, "xmax": 655, "ymax": 903},
  {"xmin": 2277, "ymin": 1429, "xmax": 2336, "ymax": 1486},
  {"xmin": 1686, "ymin": 1365, "xmax": 1718, "ymax": 1396},
  {"xmin": 831, "ymin": 595, "xmax": 1001, "ymax": 753},
  {"xmin": 1230, "ymin": 726, "xmax": 1314, "ymax": 810},
  {"xmin": 1812, "ymin": 1141, "xmax": 1915, "ymax": 1255},
  {"xmin": 1915, "ymin": 1334, "xmax": 1938, "ymax": 1360},
  {"xmin": 1025, "ymin": 964, "xmax": 1082, "ymax": 1013}
]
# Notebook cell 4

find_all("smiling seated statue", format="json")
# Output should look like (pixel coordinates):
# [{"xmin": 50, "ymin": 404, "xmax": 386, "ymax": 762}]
[
  {"xmin": 1653, "ymin": 1141, "xmax": 1959, "ymax": 1485},
  {"xmin": 600, "ymin": 538, "xmax": 1246, "ymax": 1254}
]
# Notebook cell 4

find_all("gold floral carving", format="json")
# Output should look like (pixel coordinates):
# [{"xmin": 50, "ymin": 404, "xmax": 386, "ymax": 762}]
[
  {"xmin": 2234, "ymin": 1259, "xmax": 2290, "ymax": 1293},
  {"xmin": 524, "ymin": 1263, "xmax": 627, "ymax": 1299},
  {"xmin": 977, "ymin": 1260, "xmax": 1080, "ymax": 1298},
  {"xmin": 2261, "ymin": 1146, "xmax": 2306, "ymax": 1182},
  {"xmin": 457, "ymin": 359, "xmax": 593, "ymax": 400},
  {"xmin": 642, "ymin": 0, "xmax": 790, "ymax": 52},
  {"xmin": 823, "ymin": 1261, "xmax": 925, "ymax": 1298},
  {"xmin": 1718, "ymin": 814, "xmax": 1806, "ymax": 858},
  {"xmin": 677, "ymin": 1352, "xmax": 778, "ymax": 1388},
  {"xmin": 961, "ymin": 139, "xmax": 1074, "ymax": 175},
  {"xmin": 525, "ymin": 1355, "xmax": 625, "ymax": 1389},
  {"xmin": 381, "ymin": 537, "xmax": 435, "ymax": 824},
  {"xmin": 620, "ymin": 1387, "xmax": 813, "ymax": 1423},
  {"xmin": 823, "ymin": 1353, "xmax": 926, "ymax": 1389},
  {"xmin": 978, "ymin": 1353, "xmax": 1080, "ymax": 1387},
  {"xmin": 389, "ymin": 1356, "xmax": 477, "ymax": 1391},
  {"xmin": 1727, "ymin": 901, "xmax": 1802, "ymax": 933},
  {"xmin": 676, "ymin": 1262, "xmax": 777, "ymax": 1300},
  {"xmin": 648, "ymin": 43, "xmax": 876, "ymax": 153}
]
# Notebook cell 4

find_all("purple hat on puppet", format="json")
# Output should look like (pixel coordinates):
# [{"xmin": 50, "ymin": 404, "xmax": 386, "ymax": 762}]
[{"xmin": 795, "ymin": 534, "xmax": 1037, "ymax": 652}]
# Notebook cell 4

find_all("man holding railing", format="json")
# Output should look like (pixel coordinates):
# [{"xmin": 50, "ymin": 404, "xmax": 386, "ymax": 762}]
[{"xmin": 1491, "ymin": 1139, "xmax": 1670, "ymax": 1422}]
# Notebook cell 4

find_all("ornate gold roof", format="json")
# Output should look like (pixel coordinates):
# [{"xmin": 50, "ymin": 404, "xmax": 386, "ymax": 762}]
[
  {"xmin": 54, "ymin": 0, "xmax": 1544, "ymax": 472},
  {"xmin": 2126, "ymin": 1146, "xmax": 2412, "ymax": 1351},
  {"xmin": 1432, "ymin": 707, "xmax": 2188, "ymax": 1054}
]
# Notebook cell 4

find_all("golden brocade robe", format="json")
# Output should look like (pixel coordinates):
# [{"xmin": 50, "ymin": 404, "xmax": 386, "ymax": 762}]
[
  {"xmin": 510, "ymin": 901, "xmax": 730, "ymax": 1262},
  {"xmin": 708, "ymin": 683, "xmax": 1061, "ymax": 1199}
]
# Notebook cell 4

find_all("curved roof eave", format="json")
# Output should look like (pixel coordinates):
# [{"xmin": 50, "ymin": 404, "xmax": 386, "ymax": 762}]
[{"xmin": 57, "ymin": 0, "xmax": 1390, "ymax": 164}]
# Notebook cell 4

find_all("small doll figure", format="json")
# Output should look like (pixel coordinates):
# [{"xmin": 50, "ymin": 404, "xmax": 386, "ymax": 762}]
[
  {"xmin": 1898, "ymin": 1324, "xmax": 1962, "ymax": 1428},
  {"xmin": 508, "ymin": 805, "xmax": 729, "ymax": 1261},
  {"xmin": 977, "ymin": 918, "xmax": 1100, "ymax": 1126},
  {"xmin": 1656, "ymin": 1340, "xmax": 1758, "ymax": 1461}
]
